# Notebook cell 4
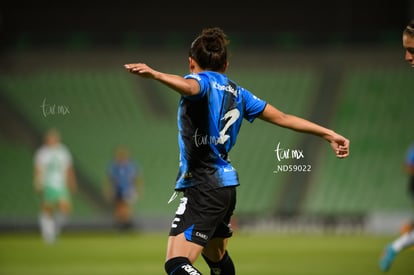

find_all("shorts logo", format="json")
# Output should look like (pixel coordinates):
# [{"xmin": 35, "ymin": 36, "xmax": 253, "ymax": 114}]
[
  {"xmin": 171, "ymin": 217, "xmax": 180, "ymax": 228},
  {"xmin": 195, "ymin": 232, "xmax": 208, "ymax": 240},
  {"xmin": 181, "ymin": 264, "xmax": 201, "ymax": 275}
]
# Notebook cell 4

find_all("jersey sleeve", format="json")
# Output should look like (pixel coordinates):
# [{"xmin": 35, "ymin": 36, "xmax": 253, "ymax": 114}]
[
  {"xmin": 183, "ymin": 73, "xmax": 208, "ymax": 100},
  {"xmin": 241, "ymin": 88, "xmax": 267, "ymax": 122}
]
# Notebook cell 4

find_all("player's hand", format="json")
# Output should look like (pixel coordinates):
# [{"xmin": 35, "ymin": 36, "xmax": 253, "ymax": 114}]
[
  {"xmin": 329, "ymin": 134, "xmax": 350, "ymax": 158},
  {"xmin": 124, "ymin": 63, "xmax": 158, "ymax": 79}
]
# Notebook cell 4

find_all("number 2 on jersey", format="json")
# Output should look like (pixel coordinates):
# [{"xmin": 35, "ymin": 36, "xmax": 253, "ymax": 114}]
[{"xmin": 218, "ymin": 109, "xmax": 240, "ymax": 144}]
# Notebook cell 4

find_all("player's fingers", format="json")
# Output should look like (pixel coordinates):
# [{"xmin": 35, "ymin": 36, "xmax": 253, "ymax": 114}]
[
  {"xmin": 124, "ymin": 63, "xmax": 140, "ymax": 67},
  {"xmin": 337, "ymin": 150, "xmax": 349, "ymax": 158},
  {"xmin": 335, "ymin": 145, "xmax": 349, "ymax": 158},
  {"xmin": 124, "ymin": 63, "xmax": 146, "ymax": 69},
  {"xmin": 123, "ymin": 65, "xmax": 135, "ymax": 73},
  {"xmin": 124, "ymin": 64, "xmax": 136, "ymax": 69},
  {"xmin": 124, "ymin": 66, "xmax": 141, "ymax": 74},
  {"xmin": 124, "ymin": 64, "xmax": 150, "ymax": 75},
  {"xmin": 124, "ymin": 64, "xmax": 138, "ymax": 72},
  {"xmin": 342, "ymin": 139, "xmax": 350, "ymax": 149}
]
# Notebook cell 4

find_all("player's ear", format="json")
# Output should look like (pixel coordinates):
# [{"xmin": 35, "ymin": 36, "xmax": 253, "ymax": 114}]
[
  {"xmin": 222, "ymin": 61, "xmax": 229, "ymax": 72},
  {"xmin": 189, "ymin": 57, "xmax": 196, "ymax": 72}
]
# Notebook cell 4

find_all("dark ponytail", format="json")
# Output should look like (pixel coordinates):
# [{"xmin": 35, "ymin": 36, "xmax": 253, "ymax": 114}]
[{"xmin": 189, "ymin": 27, "xmax": 229, "ymax": 71}]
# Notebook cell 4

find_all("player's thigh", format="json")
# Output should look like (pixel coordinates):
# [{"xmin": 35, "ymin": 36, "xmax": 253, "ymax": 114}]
[
  {"xmin": 202, "ymin": 237, "xmax": 229, "ymax": 262},
  {"xmin": 166, "ymin": 233, "xmax": 204, "ymax": 264}
]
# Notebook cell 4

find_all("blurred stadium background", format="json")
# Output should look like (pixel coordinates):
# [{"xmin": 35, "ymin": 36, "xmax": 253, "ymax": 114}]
[{"xmin": 1, "ymin": 0, "xmax": 414, "ymax": 237}]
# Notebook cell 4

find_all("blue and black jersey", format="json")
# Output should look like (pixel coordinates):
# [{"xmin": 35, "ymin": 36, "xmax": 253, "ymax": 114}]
[
  {"xmin": 175, "ymin": 71, "xmax": 267, "ymax": 190},
  {"xmin": 108, "ymin": 160, "xmax": 139, "ymax": 199}
]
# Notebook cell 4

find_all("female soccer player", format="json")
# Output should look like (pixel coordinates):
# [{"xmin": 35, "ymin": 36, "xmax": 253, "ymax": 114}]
[
  {"xmin": 403, "ymin": 20, "xmax": 414, "ymax": 67},
  {"xmin": 125, "ymin": 27, "xmax": 350, "ymax": 275},
  {"xmin": 379, "ymin": 20, "xmax": 414, "ymax": 272},
  {"xmin": 34, "ymin": 128, "xmax": 77, "ymax": 244},
  {"xmin": 106, "ymin": 145, "xmax": 143, "ymax": 230}
]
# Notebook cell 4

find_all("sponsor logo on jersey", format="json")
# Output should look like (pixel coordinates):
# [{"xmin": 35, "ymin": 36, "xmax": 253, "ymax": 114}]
[{"xmin": 212, "ymin": 81, "xmax": 238, "ymax": 97}]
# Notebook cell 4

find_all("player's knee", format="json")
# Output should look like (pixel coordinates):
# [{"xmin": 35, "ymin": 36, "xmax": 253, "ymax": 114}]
[
  {"xmin": 202, "ymin": 250, "xmax": 235, "ymax": 275},
  {"xmin": 165, "ymin": 257, "xmax": 202, "ymax": 275}
]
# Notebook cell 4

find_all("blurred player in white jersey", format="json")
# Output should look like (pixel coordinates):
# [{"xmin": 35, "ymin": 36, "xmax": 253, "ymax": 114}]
[{"xmin": 33, "ymin": 128, "xmax": 77, "ymax": 243}]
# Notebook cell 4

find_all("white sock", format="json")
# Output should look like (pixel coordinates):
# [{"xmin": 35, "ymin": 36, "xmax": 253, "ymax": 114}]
[
  {"xmin": 54, "ymin": 213, "xmax": 69, "ymax": 237},
  {"xmin": 39, "ymin": 213, "xmax": 56, "ymax": 244},
  {"xmin": 392, "ymin": 229, "xmax": 414, "ymax": 252}
]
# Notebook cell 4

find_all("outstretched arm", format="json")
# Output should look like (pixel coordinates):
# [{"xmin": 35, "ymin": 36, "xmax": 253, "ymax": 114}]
[
  {"xmin": 124, "ymin": 63, "xmax": 200, "ymax": 96},
  {"xmin": 259, "ymin": 104, "xmax": 350, "ymax": 158}
]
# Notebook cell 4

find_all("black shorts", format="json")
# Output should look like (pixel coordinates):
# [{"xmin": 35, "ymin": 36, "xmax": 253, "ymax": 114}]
[{"xmin": 169, "ymin": 184, "xmax": 237, "ymax": 247}]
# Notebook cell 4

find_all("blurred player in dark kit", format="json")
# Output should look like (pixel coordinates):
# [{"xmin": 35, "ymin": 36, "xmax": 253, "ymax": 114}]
[{"xmin": 106, "ymin": 145, "xmax": 143, "ymax": 230}]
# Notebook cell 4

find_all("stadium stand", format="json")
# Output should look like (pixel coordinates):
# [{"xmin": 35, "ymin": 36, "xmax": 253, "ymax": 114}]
[
  {"xmin": 0, "ymin": 68, "xmax": 180, "ymax": 218},
  {"xmin": 228, "ymin": 69, "xmax": 318, "ymax": 215},
  {"xmin": 1, "ymin": 50, "xmax": 412, "ymax": 230},
  {"xmin": 0, "ymin": 138, "xmax": 37, "ymax": 219},
  {"xmin": 0, "ymin": 138, "xmax": 97, "ymax": 221},
  {"xmin": 0, "ymin": 63, "xmax": 318, "ymax": 221},
  {"xmin": 303, "ymin": 68, "xmax": 414, "ymax": 215}
]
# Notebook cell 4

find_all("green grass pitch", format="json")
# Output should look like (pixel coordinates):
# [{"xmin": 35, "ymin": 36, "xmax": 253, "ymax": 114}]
[{"xmin": 0, "ymin": 231, "xmax": 413, "ymax": 275}]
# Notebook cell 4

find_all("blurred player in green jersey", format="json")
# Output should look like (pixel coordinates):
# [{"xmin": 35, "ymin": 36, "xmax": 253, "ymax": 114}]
[{"xmin": 33, "ymin": 128, "xmax": 77, "ymax": 243}]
